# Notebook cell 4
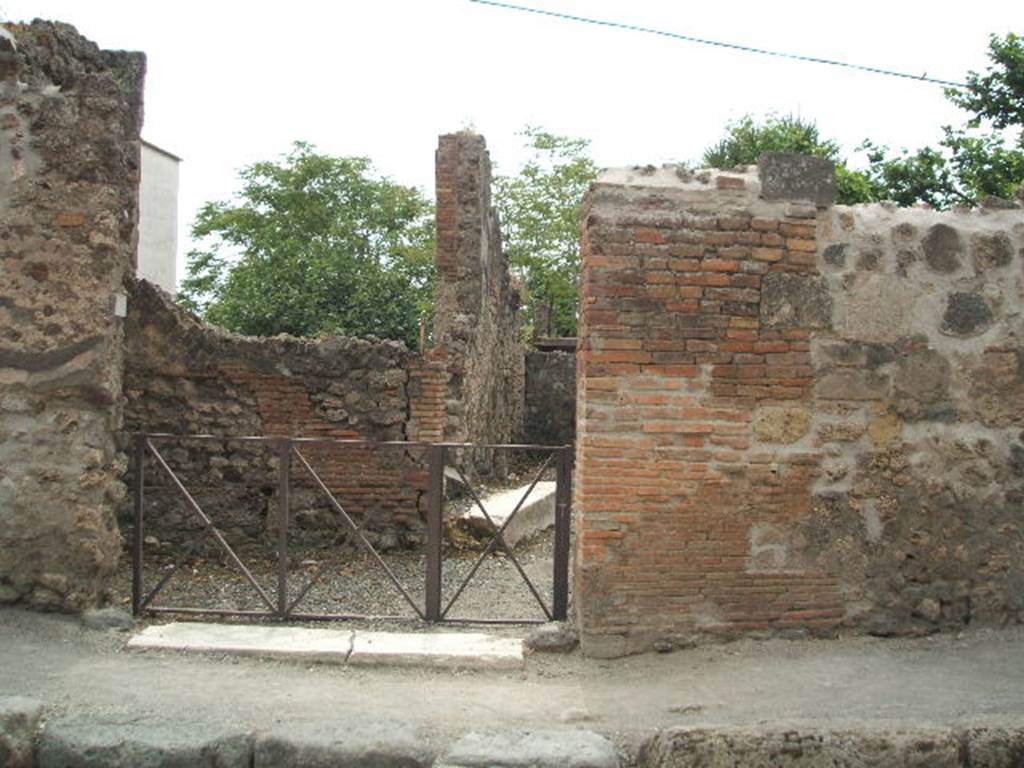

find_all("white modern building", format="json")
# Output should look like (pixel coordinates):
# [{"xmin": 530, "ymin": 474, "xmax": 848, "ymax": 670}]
[{"xmin": 137, "ymin": 140, "xmax": 181, "ymax": 294}]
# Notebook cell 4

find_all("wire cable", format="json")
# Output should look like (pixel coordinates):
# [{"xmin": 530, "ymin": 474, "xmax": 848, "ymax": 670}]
[{"xmin": 468, "ymin": 0, "xmax": 967, "ymax": 89}]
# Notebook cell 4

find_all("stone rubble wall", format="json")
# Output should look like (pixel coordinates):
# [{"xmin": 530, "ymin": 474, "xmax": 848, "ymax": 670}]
[
  {"xmin": 575, "ymin": 157, "xmax": 1024, "ymax": 655},
  {"xmin": 0, "ymin": 22, "xmax": 145, "ymax": 610},
  {"xmin": 433, "ymin": 132, "xmax": 524, "ymax": 472},
  {"xmin": 122, "ymin": 279, "xmax": 436, "ymax": 552}
]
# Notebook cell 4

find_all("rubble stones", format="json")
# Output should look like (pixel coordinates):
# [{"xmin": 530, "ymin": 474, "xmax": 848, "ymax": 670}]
[
  {"xmin": 942, "ymin": 292, "xmax": 993, "ymax": 336},
  {"xmin": 922, "ymin": 224, "xmax": 963, "ymax": 273},
  {"xmin": 80, "ymin": 606, "xmax": 132, "ymax": 631},
  {"xmin": 972, "ymin": 232, "xmax": 1014, "ymax": 270},
  {"xmin": 525, "ymin": 622, "xmax": 579, "ymax": 653}
]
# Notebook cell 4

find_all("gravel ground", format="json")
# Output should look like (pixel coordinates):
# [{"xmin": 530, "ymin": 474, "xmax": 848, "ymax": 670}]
[{"xmin": 113, "ymin": 523, "xmax": 569, "ymax": 631}]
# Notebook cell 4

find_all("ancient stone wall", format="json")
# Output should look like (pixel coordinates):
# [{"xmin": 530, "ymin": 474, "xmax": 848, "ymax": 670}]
[
  {"xmin": 522, "ymin": 349, "xmax": 576, "ymax": 446},
  {"xmin": 575, "ymin": 157, "xmax": 1024, "ymax": 656},
  {"xmin": 0, "ymin": 22, "xmax": 145, "ymax": 610},
  {"xmin": 433, "ymin": 133, "xmax": 524, "ymax": 469},
  {"xmin": 0, "ymin": 20, "xmax": 525, "ymax": 611},
  {"xmin": 122, "ymin": 279, "xmax": 436, "ymax": 551}
]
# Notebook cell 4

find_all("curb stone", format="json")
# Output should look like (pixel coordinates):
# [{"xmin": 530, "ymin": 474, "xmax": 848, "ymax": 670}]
[
  {"xmin": 253, "ymin": 720, "xmax": 434, "ymax": 767},
  {"xmin": 435, "ymin": 730, "xmax": 619, "ymax": 768},
  {"xmin": 0, "ymin": 696, "xmax": 44, "ymax": 768},
  {"xmin": 638, "ymin": 726, "xmax": 1024, "ymax": 768},
  {"xmin": 37, "ymin": 719, "xmax": 253, "ymax": 768}
]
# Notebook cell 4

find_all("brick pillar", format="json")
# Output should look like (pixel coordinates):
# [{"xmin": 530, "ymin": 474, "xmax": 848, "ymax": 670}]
[{"xmin": 575, "ymin": 162, "xmax": 843, "ymax": 656}]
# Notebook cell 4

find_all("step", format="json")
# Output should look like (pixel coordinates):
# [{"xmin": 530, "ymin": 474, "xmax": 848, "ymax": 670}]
[
  {"xmin": 126, "ymin": 622, "xmax": 524, "ymax": 670},
  {"xmin": 457, "ymin": 480, "xmax": 557, "ymax": 549}
]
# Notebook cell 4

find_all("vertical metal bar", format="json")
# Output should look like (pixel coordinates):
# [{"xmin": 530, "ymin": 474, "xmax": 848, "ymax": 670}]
[
  {"xmin": 552, "ymin": 446, "xmax": 572, "ymax": 621},
  {"xmin": 425, "ymin": 444, "xmax": 444, "ymax": 622},
  {"xmin": 131, "ymin": 433, "xmax": 146, "ymax": 617},
  {"xmin": 276, "ymin": 438, "xmax": 291, "ymax": 617}
]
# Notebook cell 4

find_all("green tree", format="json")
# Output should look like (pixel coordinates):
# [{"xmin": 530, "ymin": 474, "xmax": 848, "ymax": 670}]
[
  {"xmin": 494, "ymin": 127, "xmax": 599, "ymax": 338},
  {"xmin": 863, "ymin": 32, "xmax": 1024, "ymax": 207},
  {"xmin": 700, "ymin": 114, "xmax": 876, "ymax": 205},
  {"xmin": 179, "ymin": 143, "xmax": 434, "ymax": 348}
]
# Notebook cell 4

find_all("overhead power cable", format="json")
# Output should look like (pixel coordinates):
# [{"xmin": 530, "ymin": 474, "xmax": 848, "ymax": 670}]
[{"xmin": 468, "ymin": 0, "xmax": 967, "ymax": 89}]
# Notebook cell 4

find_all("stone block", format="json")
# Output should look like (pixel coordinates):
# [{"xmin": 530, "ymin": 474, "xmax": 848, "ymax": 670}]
[
  {"xmin": 963, "ymin": 727, "xmax": 1024, "ymax": 768},
  {"xmin": 437, "ymin": 730, "xmax": 619, "ymax": 768},
  {"xmin": 751, "ymin": 407, "xmax": 812, "ymax": 444},
  {"xmin": 972, "ymin": 232, "xmax": 1014, "ymax": 270},
  {"xmin": 822, "ymin": 243, "xmax": 847, "ymax": 268},
  {"xmin": 942, "ymin": 292, "xmax": 993, "ymax": 336},
  {"xmin": 758, "ymin": 152, "xmax": 837, "ymax": 207},
  {"xmin": 760, "ymin": 273, "xmax": 832, "ymax": 329},
  {"xmin": 38, "ymin": 719, "xmax": 252, "ymax": 768},
  {"xmin": 839, "ymin": 274, "xmax": 916, "ymax": 343},
  {"xmin": 922, "ymin": 224, "xmax": 963, "ymax": 273},
  {"xmin": 525, "ymin": 622, "xmax": 578, "ymax": 653},
  {"xmin": 893, "ymin": 348, "xmax": 952, "ymax": 419},
  {"xmin": 254, "ymin": 720, "xmax": 431, "ymax": 768},
  {"xmin": 455, "ymin": 480, "xmax": 556, "ymax": 549},
  {"xmin": 815, "ymin": 370, "xmax": 889, "ymax": 401},
  {"xmin": 639, "ymin": 727, "xmax": 961, "ymax": 768}
]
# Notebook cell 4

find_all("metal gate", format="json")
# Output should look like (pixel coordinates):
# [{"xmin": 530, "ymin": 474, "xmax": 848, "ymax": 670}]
[{"xmin": 129, "ymin": 433, "xmax": 571, "ymax": 625}]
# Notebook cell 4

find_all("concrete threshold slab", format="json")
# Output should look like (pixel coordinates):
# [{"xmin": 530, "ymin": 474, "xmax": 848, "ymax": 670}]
[
  {"xmin": 349, "ymin": 630, "xmax": 524, "ymax": 670},
  {"xmin": 127, "ymin": 622, "xmax": 355, "ymax": 664},
  {"xmin": 127, "ymin": 622, "xmax": 524, "ymax": 670}
]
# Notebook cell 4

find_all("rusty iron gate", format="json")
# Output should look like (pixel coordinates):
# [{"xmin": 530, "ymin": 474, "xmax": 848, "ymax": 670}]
[{"xmin": 129, "ymin": 434, "xmax": 572, "ymax": 625}]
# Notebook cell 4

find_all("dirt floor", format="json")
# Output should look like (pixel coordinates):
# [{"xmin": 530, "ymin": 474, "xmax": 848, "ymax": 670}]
[{"xmin": 3, "ymin": 607, "xmax": 1024, "ymax": 760}]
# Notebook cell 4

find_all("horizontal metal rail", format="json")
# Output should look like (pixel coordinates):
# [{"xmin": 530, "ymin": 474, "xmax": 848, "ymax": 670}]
[{"xmin": 131, "ymin": 431, "xmax": 569, "ymax": 452}]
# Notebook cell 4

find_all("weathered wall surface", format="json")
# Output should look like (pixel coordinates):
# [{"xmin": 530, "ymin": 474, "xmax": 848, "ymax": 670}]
[
  {"xmin": 575, "ymin": 158, "xmax": 1024, "ymax": 655},
  {"xmin": 434, "ymin": 133, "xmax": 524, "ymax": 468},
  {"xmin": 522, "ymin": 349, "xmax": 576, "ymax": 446},
  {"xmin": 0, "ymin": 22, "xmax": 144, "ymax": 610},
  {"xmin": 123, "ymin": 280, "xmax": 436, "ymax": 551}
]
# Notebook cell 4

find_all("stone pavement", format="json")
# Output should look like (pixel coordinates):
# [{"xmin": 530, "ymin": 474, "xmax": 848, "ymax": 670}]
[{"xmin": 3, "ymin": 608, "xmax": 1024, "ymax": 766}]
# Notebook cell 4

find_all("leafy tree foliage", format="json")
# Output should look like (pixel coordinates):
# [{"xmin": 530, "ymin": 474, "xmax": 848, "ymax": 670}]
[
  {"xmin": 701, "ymin": 34, "xmax": 1023, "ymax": 209},
  {"xmin": 862, "ymin": 32, "xmax": 1023, "ymax": 207},
  {"xmin": 700, "ymin": 114, "xmax": 876, "ymax": 205},
  {"xmin": 179, "ymin": 143, "xmax": 434, "ymax": 348},
  {"xmin": 493, "ymin": 127, "xmax": 599, "ymax": 338}
]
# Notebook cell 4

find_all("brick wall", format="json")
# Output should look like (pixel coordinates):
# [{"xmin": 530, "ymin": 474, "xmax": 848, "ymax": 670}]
[
  {"xmin": 576, "ymin": 159, "xmax": 1024, "ymax": 656},
  {"xmin": 122, "ymin": 280, "xmax": 433, "ymax": 552}
]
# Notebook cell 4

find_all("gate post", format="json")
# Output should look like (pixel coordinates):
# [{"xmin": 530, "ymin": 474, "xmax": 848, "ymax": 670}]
[
  {"xmin": 131, "ymin": 433, "xmax": 146, "ymax": 617},
  {"xmin": 425, "ymin": 444, "xmax": 444, "ymax": 622},
  {"xmin": 552, "ymin": 445, "xmax": 572, "ymax": 621},
  {"xmin": 276, "ymin": 438, "xmax": 291, "ymax": 617}
]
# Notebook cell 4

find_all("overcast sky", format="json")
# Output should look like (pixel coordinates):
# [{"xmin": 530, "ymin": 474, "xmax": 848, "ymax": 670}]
[{"xmin": 3, "ymin": 1, "xmax": 1020, "ymax": 286}]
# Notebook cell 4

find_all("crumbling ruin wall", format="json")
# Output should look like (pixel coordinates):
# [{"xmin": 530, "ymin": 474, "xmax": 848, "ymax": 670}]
[
  {"xmin": 576, "ymin": 156, "xmax": 1024, "ymax": 656},
  {"xmin": 522, "ymin": 349, "xmax": 576, "ymax": 446},
  {"xmin": 0, "ymin": 22, "xmax": 145, "ymax": 610},
  {"xmin": 122, "ymin": 279, "xmax": 437, "ymax": 551},
  {"xmin": 433, "ymin": 132, "xmax": 524, "ymax": 467}
]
